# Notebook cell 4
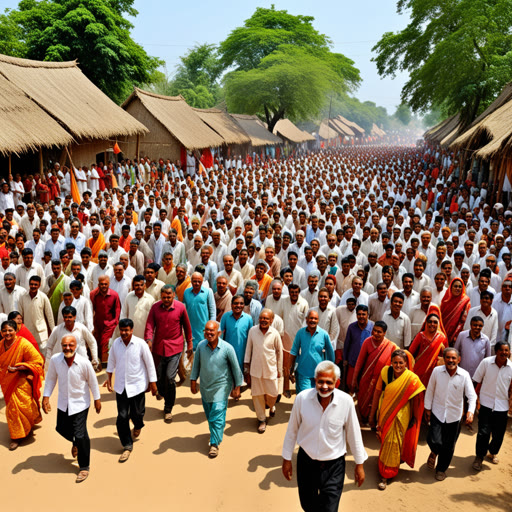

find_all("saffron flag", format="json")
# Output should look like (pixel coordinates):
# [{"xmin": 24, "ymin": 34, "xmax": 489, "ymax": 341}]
[
  {"xmin": 198, "ymin": 160, "xmax": 207, "ymax": 178},
  {"xmin": 70, "ymin": 167, "xmax": 81, "ymax": 205},
  {"xmin": 113, "ymin": 142, "xmax": 121, "ymax": 154},
  {"xmin": 111, "ymin": 172, "xmax": 118, "ymax": 189}
]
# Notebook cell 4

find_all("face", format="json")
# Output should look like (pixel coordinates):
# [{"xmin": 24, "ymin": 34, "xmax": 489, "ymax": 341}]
[
  {"xmin": 98, "ymin": 278, "xmax": 109, "ymax": 294},
  {"xmin": 496, "ymin": 344, "xmax": 511, "ymax": 365},
  {"xmin": 315, "ymin": 370, "xmax": 338, "ymax": 397},
  {"xmin": 191, "ymin": 274, "xmax": 203, "ymax": 290},
  {"xmin": 306, "ymin": 311, "xmax": 319, "ymax": 330},
  {"xmin": 232, "ymin": 297, "xmax": 244, "ymax": 315},
  {"xmin": 63, "ymin": 313, "xmax": 75, "ymax": 329},
  {"xmin": 61, "ymin": 337, "xmax": 77, "ymax": 358},
  {"xmin": 217, "ymin": 278, "xmax": 228, "ymax": 295},
  {"xmin": 1, "ymin": 324, "xmax": 16, "ymax": 343},
  {"xmin": 372, "ymin": 326, "xmax": 385, "ymax": 343},
  {"xmin": 356, "ymin": 308, "xmax": 368, "ymax": 325},
  {"xmin": 318, "ymin": 291, "xmax": 329, "ymax": 309},
  {"xmin": 391, "ymin": 355, "xmax": 407, "ymax": 376},
  {"xmin": 259, "ymin": 311, "xmax": 272, "ymax": 329},
  {"xmin": 204, "ymin": 322, "xmax": 219, "ymax": 343},
  {"xmin": 470, "ymin": 320, "xmax": 484, "ymax": 338},
  {"xmin": 426, "ymin": 316, "xmax": 439, "ymax": 334},
  {"xmin": 443, "ymin": 350, "xmax": 460, "ymax": 372},
  {"xmin": 161, "ymin": 289, "xmax": 175, "ymax": 308},
  {"xmin": 29, "ymin": 280, "xmax": 40, "ymax": 295}
]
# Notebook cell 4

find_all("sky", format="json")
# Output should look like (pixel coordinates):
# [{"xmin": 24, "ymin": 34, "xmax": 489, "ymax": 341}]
[{"xmin": 0, "ymin": 0, "xmax": 411, "ymax": 114}]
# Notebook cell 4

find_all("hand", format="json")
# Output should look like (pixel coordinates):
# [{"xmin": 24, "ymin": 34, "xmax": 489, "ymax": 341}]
[
  {"xmin": 335, "ymin": 349, "xmax": 343, "ymax": 365},
  {"xmin": 277, "ymin": 372, "xmax": 281, "ymax": 379},
  {"xmin": 191, "ymin": 380, "xmax": 198, "ymax": 394},
  {"xmin": 94, "ymin": 399, "xmax": 101, "ymax": 414},
  {"xmin": 149, "ymin": 382, "xmax": 158, "ymax": 396},
  {"xmin": 354, "ymin": 464, "xmax": 365, "ymax": 487},
  {"xmin": 42, "ymin": 397, "xmax": 51, "ymax": 414},
  {"xmin": 424, "ymin": 410, "xmax": 431, "ymax": 424},
  {"xmin": 505, "ymin": 320, "xmax": 512, "ymax": 330},
  {"xmin": 146, "ymin": 340, "xmax": 153, "ymax": 351},
  {"xmin": 186, "ymin": 349, "xmax": 193, "ymax": 359},
  {"xmin": 93, "ymin": 362, "xmax": 102, "ymax": 373},
  {"xmin": 106, "ymin": 380, "xmax": 113, "ymax": 393},
  {"xmin": 7, "ymin": 365, "xmax": 20, "ymax": 372},
  {"xmin": 466, "ymin": 412, "xmax": 474, "ymax": 425},
  {"xmin": 282, "ymin": 459, "xmax": 293, "ymax": 481},
  {"xmin": 231, "ymin": 386, "xmax": 241, "ymax": 399}
]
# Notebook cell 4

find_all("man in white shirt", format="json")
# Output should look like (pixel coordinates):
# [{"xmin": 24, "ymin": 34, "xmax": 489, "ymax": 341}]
[
  {"xmin": 472, "ymin": 341, "xmax": 512, "ymax": 471},
  {"xmin": 424, "ymin": 347, "xmax": 477, "ymax": 481},
  {"xmin": 0, "ymin": 272, "xmax": 25, "ymax": 314},
  {"xmin": 382, "ymin": 292, "xmax": 412, "ymax": 349},
  {"xmin": 107, "ymin": 318, "xmax": 157, "ymax": 462},
  {"xmin": 42, "ymin": 335, "xmax": 101, "ymax": 483},
  {"xmin": 463, "ymin": 291, "xmax": 498, "ymax": 348},
  {"xmin": 282, "ymin": 361, "xmax": 367, "ymax": 511},
  {"xmin": 109, "ymin": 262, "xmax": 131, "ymax": 304}
]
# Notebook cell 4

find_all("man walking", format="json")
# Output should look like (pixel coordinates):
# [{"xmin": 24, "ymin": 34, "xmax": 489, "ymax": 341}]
[
  {"xmin": 282, "ymin": 361, "xmax": 366, "ymax": 511},
  {"xmin": 42, "ymin": 335, "xmax": 101, "ymax": 483},
  {"xmin": 107, "ymin": 319, "xmax": 158, "ymax": 462},
  {"xmin": 190, "ymin": 320, "xmax": 243, "ymax": 458},
  {"xmin": 424, "ymin": 347, "xmax": 477, "ymax": 481}
]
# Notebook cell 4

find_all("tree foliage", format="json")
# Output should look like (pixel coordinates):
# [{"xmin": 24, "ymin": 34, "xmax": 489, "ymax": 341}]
[
  {"xmin": 394, "ymin": 103, "xmax": 412, "ymax": 126},
  {"xmin": 372, "ymin": 0, "xmax": 512, "ymax": 127},
  {"xmin": 219, "ymin": 5, "xmax": 361, "ymax": 132},
  {"xmin": 0, "ymin": 0, "xmax": 162, "ymax": 103}
]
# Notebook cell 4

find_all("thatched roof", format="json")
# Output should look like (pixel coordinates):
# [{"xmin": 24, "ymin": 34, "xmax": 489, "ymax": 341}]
[
  {"xmin": 230, "ymin": 114, "xmax": 282, "ymax": 146},
  {"xmin": 0, "ymin": 73, "xmax": 73, "ymax": 156},
  {"xmin": 194, "ymin": 108, "xmax": 251, "ymax": 145},
  {"xmin": 449, "ymin": 83, "xmax": 512, "ymax": 158},
  {"xmin": 329, "ymin": 118, "xmax": 355, "ymax": 137},
  {"xmin": 0, "ymin": 54, "xmax": 147, "ymax": 142},
  {"xmin": 337, "ymin": 115, "xmax": 365, "ymax": 135},
  {"xmin": 424, "ymin": 114, "xmax": 461, "ymax": 145},
  {"xmin": 273, "ymin": 119, "xmax": 315, "ymax": 143},
  {"xmin": 371, "ymin": 123, "xmax": 386, "ymax": 137},
  {"xmin": 123, "ymin": 88, "xmax": 224, "ymax": 150},
  {"xmin": 318, "ymin": 120, "xmax": 341, "ymax": 139}
]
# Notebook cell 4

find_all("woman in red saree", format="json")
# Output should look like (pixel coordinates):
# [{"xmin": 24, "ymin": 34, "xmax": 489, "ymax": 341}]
[
  {"xmin": 351, "ymin": 321, "xmax": 398, "ymax": 423},
  {"xmin": 370, "ymin": 350, "xmax": 425, "ymax": 490},
  {"xmin": 48, "ymin": 174, "xmax": 60, "ymax": 200},
  {"xmin": 409, "ymin": 310, "xmax": 447, "ymax": 388},
  {"xmin": 0, "ymin": 320, "xmax": 44, "ymax": 450},
  {"xmin": 440, "ymin": 277, "xmax": 471, "ymax": 346}
]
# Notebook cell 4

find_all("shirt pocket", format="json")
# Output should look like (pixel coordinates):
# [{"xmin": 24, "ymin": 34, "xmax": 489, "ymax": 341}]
[{"xmin": 327, "ymin": 418, "xmax": 343, "ymax": 438}]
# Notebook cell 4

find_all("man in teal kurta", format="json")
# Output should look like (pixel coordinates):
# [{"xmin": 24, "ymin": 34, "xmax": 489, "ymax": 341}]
[
  {"xmin": 191, "ymin": 321, "xmax": 243, "ymax": 458},
  {"xmin": 220, "ymin": 295, "xmax": 253, "ymax": 372},
  {"xmin": 183, "ymin": 272, "xmax": 216, "ymax": 350},
  {"xmin": 289, "ymin": 309, "xmax": 335, "ymax": 394}
]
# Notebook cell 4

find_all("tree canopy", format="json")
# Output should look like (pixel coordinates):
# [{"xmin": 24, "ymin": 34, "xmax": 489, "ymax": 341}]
[
  {"xmin": 0, "ymin": 0, "xmax": 162, "ymax": 103},
  {"xmin": 372, "ymin": 0, "xmax": 512, "ymax": 128},
  {"xmin": 219, "ymin": 5, "xmax": 361, "ymax": 132}
]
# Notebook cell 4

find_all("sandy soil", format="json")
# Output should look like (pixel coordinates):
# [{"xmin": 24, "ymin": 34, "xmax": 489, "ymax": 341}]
[{"xmin": 1, "ymin": 372, "xmax": 511, "ymax": 512}]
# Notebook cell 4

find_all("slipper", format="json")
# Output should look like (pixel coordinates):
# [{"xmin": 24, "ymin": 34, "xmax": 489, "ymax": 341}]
[
  {"xmin": 119, "ymin": 450, "xmax": 131, "ymax": 463},
  {"xmin": 9, "ymin": 440, "xmax": 19, "ymax": 451},
  {"xmin": 427, "ymin": 452, "xmax": 436, "ymax": 470},
  {"xmin": 488, "ymin": 453, "xmax": 499, "ymax": 464},
  {"xmin": 472, "ymin": 457, "xmax": 483, "ymax": 471},
  {"xmin": 76, "ymin": 470, "xmax": 89, "ymax": 483},
  {"xmin": 132, "ymin": 429, "xmax": 141, "ymax": 439},
  {"xmin": 435, "ymin": 471, "xmax": 446, "ymax": 481},
  {"xmin": 378, "ymin": 479, "xmax": 387, "ymax": 491},
  {"xmin": 257, "ymin": 421, "xmax": 267, "ymax": 434},
  {"xmin": 269, "ymin": 406, "xmax": 276, "ymax": 418}
]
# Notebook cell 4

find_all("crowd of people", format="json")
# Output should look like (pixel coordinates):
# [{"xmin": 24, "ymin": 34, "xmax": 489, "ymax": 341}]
[{"xmin": 0, "ymin": 145, "xmax": 511, "ymax": 509}]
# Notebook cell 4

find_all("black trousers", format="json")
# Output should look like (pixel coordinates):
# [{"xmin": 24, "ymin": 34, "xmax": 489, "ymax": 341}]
[
  {"xmin": 156, "ymin": 353, "xmax": 181, "ymax": 412},
  {"xmin": 426, "ymin": 413, "xmax": 461, "ymax": 472},
  {"xmin": 476, "ymin": 406, "xmax": 508, "ymax": 458},
  {"xmin": 297, "ymin": 447, "xmax": 345, "ymax": 512},
  {"xmin": 116, "ymin": 390, "xmax": 146, "ymax": 450},
  {"xmin": 56, "ymin": 408, "xmax": 90, "ymax": 470}
]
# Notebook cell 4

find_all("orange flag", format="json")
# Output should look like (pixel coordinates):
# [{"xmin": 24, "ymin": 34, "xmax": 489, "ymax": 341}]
[
  {"xmin": 113, "ymin": 142, "xmax": 121, "ymax": 154},
  {"xmin": 70, "ymin": 167, "xmax": 81, "ymax": 204}
]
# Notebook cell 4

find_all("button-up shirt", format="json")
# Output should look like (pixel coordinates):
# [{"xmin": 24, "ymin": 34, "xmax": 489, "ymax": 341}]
[
  {"xmin": 109, "ymin": 275, "xmax": 131, "ymax": 305},
  {"xmin": 424, "ymin": 365, "xmax": 477, "ymax": 423},
  {"xmin": 118, "ymin": 291, "xmax": 155, "ymax": 339},
  {"xmin": 190, "ymin": 338, "xmax": 243, "ymax": 402},
  {"xmin": 46, "ymin": 321, "xmax": 98, "ymax": 364},
  {"xmin": 291, "ymin": 326, "xmax": 335, "ymax": 378},
  {"xmin": 45, "ymin": 238, "xmax": 66, "ymax": 260},
  {"xmin": 463, "ymin": 306, "xmax": 498, "ymax": 347},
  {"xmin": 220, "ymin": 311, "xmax": 253, "ymax": 370},
  {"xmin": 65, "ymin": 232, "xmax": 86, "ymax": 253},
  {"xmin": 382, "ymin": 310, "xmax": 412, "ymax": 349},
  {"xmin": 244, "ymin": 325, "xmax": 283, "ymax": 380},
  {"xmin": 183, "ymin": 286, "xmax": 216, "ymax": 348},
  {"xmin": 43, "ymin": 353, "xmax": 100, "ymax": 415},
  {"xmin": 343, "ymin": 320, "xmax": 375, "ymax": 367},
  {"xmin": 0, "ymin": 285, "xmax": 25, "ymax": 314},
  {"xmin": 473, "ymin": 356, "xmax": 512, "ymax": 412},
  {"xmin": 107, "ymin": 335, "xmax": 157, "ymax": 397},
  {"xmin": 15, "ymin": 262, "xmax": 46, "ymax": 290},
  {"xmin": 282, "ymin": 388, "xmax": 368, "ymax": 463},
  {"xmin": 144, "ymin": 299, "xmax": 192, "ymax": 357},
  {"xmin": 454, "ymin": 330, "xmax": 491, "ymax": 377}
]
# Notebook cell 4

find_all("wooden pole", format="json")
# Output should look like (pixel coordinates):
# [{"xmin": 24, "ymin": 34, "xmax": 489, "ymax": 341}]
[
  {"xmin": 39, "ymin": 148, "xmax": 43, "ymax": 177},
  {"xmin": 8, "ymin": 153, "xmax": 11, "ymax": 178},
  {"xmin": 136, "ymin": 134, "xmax": 140, "ymax": 161}
]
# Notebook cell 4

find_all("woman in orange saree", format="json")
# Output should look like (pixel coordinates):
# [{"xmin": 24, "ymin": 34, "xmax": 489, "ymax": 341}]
[
  {"xmin": 440, "ymin": 278, "xmax": 471, "ymax": 346},
  {"xmin": 370, "ymin": 350, "xmax": 425, "ymax": 490},
  {"xmin": 0, "ymin": 320, "xmax": 44, "ymax": 450},
  {"xmin": 409, "ymin": 311, "xmax": 447, "ymax": 388}
]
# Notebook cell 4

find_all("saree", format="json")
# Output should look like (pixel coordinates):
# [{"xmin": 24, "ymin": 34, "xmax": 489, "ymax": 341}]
[
  {"xmin": 119, "ymin": 235, "xmax": 132, "ymax": 252},
  {"xmin": 377, "ymin": 367, "xmax": 425, "ymax": 479},
  {"xmin": 176, "ymin": 277, "xmax": 191, "ymax": 302},
  {"xmin": 48, "ymin": 273, "xmax": 66, "ymax": 322},
  {"xmin": 0, "ymin": 337, "xmax": 44, "ymax": 439},
  {"xmin": 410, "ymin": 332, "xmax": 446, "ymax": 387},
  {"xmin": 440, "ymin": 277, "xmax": 471, "ymax": 346},
  {"xmin": 87, "ymin": 233, "xmax": 106, "ymax": 263},
  {"xmin": 355, "ymin": 337, "xmax": 397, "ymax": 421},
  {"xmin": 171, "ymin": 217, "xmax": 184, "ymax": 242}
]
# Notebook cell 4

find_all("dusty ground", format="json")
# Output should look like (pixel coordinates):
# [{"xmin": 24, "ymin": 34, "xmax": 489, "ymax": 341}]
[{"xmin": 1, "ymin": 372, "xmax": 511, "ymax": 512}]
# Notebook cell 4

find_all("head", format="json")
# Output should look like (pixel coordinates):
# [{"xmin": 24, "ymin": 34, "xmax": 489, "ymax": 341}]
[
  {"xmin": 314, "ymin": 361, "xmax": 341, "ymax": 397},
  {"xmin": 204, "ymin": 320, "xmax": 220, "ymax": 345},
  {"xmin": 61, "ymin": 335, "xmax": 77, "ymax": 359},
  {"xmin": 119, "ymin": 318, "xmax": 135, "ymax": 343},
  {"xmin": 160, "ymin": 284, "xmax": 175, "ymax": 307}
]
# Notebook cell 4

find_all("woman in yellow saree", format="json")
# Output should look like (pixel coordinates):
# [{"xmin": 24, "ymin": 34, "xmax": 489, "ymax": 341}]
[
  {"xmin": 370, "ymin": 349, "xmax": 425, "ymax": 490},
  {"xmin": 0, "ymin": 320, "xmax": 44, "ymax": 450}
]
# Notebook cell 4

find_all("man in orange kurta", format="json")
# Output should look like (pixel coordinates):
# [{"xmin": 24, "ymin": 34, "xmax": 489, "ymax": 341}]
[{"xmin": 0, "ymin": 323, "xmax": 44, "ymax": 449}]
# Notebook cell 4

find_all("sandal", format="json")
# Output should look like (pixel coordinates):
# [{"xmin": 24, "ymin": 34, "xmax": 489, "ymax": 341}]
[
  {"xmin": 257, "ymin": 421, "xmax": 267, "ymax": 434},
  {"xmin": 378, "ymin": 478, "xmax": 387, "ymax": 490},
  {"xmin": 435, "ymin": 471, "xmax": 446, "ymax": 481},
  {"xmin": 9, "ymin": 440, "xmax": 19, "ymax": 451},
  {"xmin": 76, "ymin": 470, "xmax": 89, "ymax": 483},
  {"xmin": 427, "ymin": 452, "xmax": 436, "ymax": 470},
  {"xmin": 488, "ymin": 453, "xmax": 499, "ymax": 464}
]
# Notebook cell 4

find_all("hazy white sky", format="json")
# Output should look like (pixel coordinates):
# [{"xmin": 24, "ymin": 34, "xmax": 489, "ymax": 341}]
[{"xmin": 0, "ymin": 0, "xmax": 411, "ymax": 114}]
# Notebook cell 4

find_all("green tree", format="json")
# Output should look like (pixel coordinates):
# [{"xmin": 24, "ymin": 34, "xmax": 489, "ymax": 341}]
[
  {"xmin": 394, "ymin": 103, "xmax": 412, "ymax": 126},
  {"xmin": 0, "ymin": 0, "xmax": 162, "ymax": 103},
  {"xmin": 219, "ymin": 6, "xmax": 361, "ymax": 132},
  {"xmin": 372, "ymin": 0, "xmax": 512, "ymax": 128}
]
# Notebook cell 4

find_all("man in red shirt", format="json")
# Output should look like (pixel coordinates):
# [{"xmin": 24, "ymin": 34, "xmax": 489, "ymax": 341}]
[
  {"xmin": 90, "ymin": 275, "xmax": 121, "ymax": 364},
  {"xmin": 145, "ymin": 284, "xmax": 193, "ymax": 423}
]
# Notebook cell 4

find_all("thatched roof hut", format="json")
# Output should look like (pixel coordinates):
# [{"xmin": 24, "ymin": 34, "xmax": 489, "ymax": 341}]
[
  {"xmin": 330, "ymin": 118, "xmax": 355, "ymax": 137},
  {"xmin": 337, "ymin": 115, "xmax": 365, "ymax": 136},
  {"xmin": 273, "ymin": 119, "xmax": 315, "ymax": 144},
  {"xmin": 194, "ymin": 108, "xmax": 251, "ymax": 145},
  {"xmin": 423, "ymin": 114, "xmax": 461, "ymax": 146},
  {"xmin": 0, "ymin": 53, "xmax": 147, "ymax": 166},
  {"xmin": 230, "ymin": 114, "xmax": 282, "ymax": 147},
  {"xmin": 371, "ymin": 123, "xmax": 386, "ymax": 138},
  {"xmin": 121, "ymin": 88, "xmax": 224, "ymax": 160}
]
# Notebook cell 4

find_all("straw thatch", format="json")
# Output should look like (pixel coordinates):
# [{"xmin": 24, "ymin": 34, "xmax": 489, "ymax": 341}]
[
  {"xmin": 0, "ymin": 54, "xmax": 147, "ymax": 141},
  {"xmin": 0, "ymin": 74, "xmax": 73, "ymax": 156},
  {"xmin": 371, "ymin": 123, "xmax": 386, "ymax": 137},
  {"xmin": 337, "ymin": 115, "xmax": 365, "ymax": 135},
  {"xmin": 318, "ymin": 120, "xmax": 343, "ymax": 139},
  {"xmin": 122, "ymin": 88, "xmax": 224, "ymax": 150},
  {"xmin": 329, "ymin": 118, "xmax": 355, "ymax": 137},
  {"xmin": 230, "ymin": 114, "xmax": 282, "ymax": 146},
  {"xmin": 194, "ymin": 108, "xmax": 251, "ymax": 145},
  {"xmin": 273, "ymin": 119, "xmax": 315, "ymax": 143},
  {"xmin": 424, "ymin": 114, "xmax": 461, "ymax": 145},
  {"xmin": 449, "ymin": 83, "xmax": 512, "ymax": 159}
]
